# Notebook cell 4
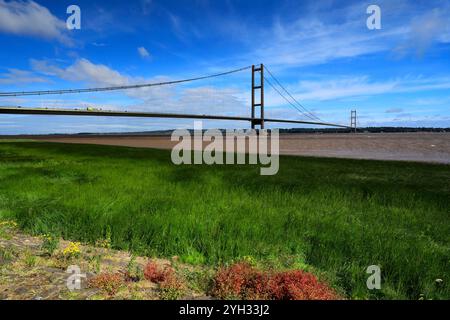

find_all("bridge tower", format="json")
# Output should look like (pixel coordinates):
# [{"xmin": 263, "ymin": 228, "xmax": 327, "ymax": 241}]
[
  {"xmin": 251, "ymin": 64, "xmax": 265, "ymax": 129},
  {"xmin": 351, "ymin": 110, "xmax": 357, "ymax": 133}
]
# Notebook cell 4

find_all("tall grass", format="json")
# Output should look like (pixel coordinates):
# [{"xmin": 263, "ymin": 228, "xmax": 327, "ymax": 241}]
[{"xmin": 0, "ymin": 141, "xmax": 449, "ymax": 299}]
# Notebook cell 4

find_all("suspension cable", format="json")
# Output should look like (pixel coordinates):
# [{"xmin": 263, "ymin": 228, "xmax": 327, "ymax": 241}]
[
  {"xmin": 264, "ymin": 65, "xmax": 323, "ymax": 122},
  {"xmin": 264, "ymin": 76, "xmax": 320, "ymax": 122},
  {"xmin": 0, "ymin": 66, "xmax": 252, "ymax": 97}
]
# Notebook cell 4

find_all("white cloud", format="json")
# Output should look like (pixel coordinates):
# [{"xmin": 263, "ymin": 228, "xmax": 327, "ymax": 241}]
[
  {"xmin": 218, "ymin": 1, "xmax": 449, "ymax": 69},
  {"xmin": 396, "ymin": 6, "xmax": 450, "ymax": 56},
  {"xmin": 294, "ymin": 77, "xmax": 396, "ymax": 101},
  {"xmin": 412, "ymin": 97, "xmax": 450, "ymax": 106},
  {"xmin": 255, "ymin": 21, "xmax": 408, "ymax": 69},
  {"xmin": 92, "ymin": 42, "xmax": 107, "ymax": 47},
  {"xmin": 0, "ymin": 0, "xmax": 71, "ymax": 44},
  {"xmin": 264, "ymin": 76, "xmax": 450, "ymax": 105},
  {"xmin": 0, "ymin": 68, "xmax": 49, "ymax": 84},
  {"xmin": 137, "ymin": 46, "xmax": 151, "ymax": 59},
  {"xmin": 385, "ymin": 108, "xmax": 403, "ymax": 114},
  {"xmin": 167, "ymin": 12, "xmax": 203, "ymax": 42},
  {"xmin": 31, "ymin": 58, "xmax": 129, "ymax": 87}
]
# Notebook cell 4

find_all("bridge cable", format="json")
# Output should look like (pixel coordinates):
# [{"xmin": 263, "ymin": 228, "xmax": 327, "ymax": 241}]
[
  {"xmin": 264, "ymin": 66, "xmax": 323, "ymax": 121},
  {"xmin": 264, "ymin": 76, "xmax": 320, "ymax": 122},
  {"xmin": 0, "ymin": 66, "xmax": 252, "ymax": 97}
]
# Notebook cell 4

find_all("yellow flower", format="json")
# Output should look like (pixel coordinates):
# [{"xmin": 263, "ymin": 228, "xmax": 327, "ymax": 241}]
[
  {"xmin": 0, "ymin": 220, "xmax": 17, "ymax": 228},
  {"xmin": 63, "ymin": 242, "xmax": 81, "ymax": 257},
  {"xmin": 41, "ymin": 233, "xmax": 52, "ymax": 240}
]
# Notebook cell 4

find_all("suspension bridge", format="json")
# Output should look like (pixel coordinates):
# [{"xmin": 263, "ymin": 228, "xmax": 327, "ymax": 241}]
[{"xmin": 0, "ymin": 64, "xmax": 354, "ymax": 130}]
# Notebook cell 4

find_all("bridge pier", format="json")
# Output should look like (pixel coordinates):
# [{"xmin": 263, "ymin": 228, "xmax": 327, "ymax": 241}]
[
  {"xmin": 351, "ymin": 110, "xmax": 357, "ymax": 133},
  {"xmin": 251, "ymin": 64, "xmax": 265, "ymax": 130}
]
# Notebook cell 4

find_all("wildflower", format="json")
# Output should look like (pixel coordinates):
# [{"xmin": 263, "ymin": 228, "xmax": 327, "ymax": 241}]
[
  {"xmin": 63, "ymin": 242, "xmax": 81, "ymax": 258},
  {"xmin": 88, "ymin": 273, "xmax": 124, "ymax": 296},
  {"xmin": 0, "ymin": 220, "xmax": 17, "ymax": 228}
]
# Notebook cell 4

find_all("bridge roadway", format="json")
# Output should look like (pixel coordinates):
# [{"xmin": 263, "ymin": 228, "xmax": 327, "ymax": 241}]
[{"xmin": 0, "ymin": 107, "xmax": 350, "ymax": 129}]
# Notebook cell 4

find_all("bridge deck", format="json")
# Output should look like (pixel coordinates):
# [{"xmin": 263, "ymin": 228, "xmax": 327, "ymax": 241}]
[{"xmin": 0, "ymin": 107, "xmax": 350, "ymax": 128}]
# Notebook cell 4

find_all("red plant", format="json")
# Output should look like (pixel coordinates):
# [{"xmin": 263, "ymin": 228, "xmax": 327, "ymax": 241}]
[
  {"xmin": 159, "ymin": 273, "xmax": 187, "ymax": 300},
  {"xmin": 143, "ymin": 261, "xmax": 174, "ymax": 283},
  {"xmin": 213, "ymin": 262, "xmax": 257, "ymax": 299},
  {"xmin": 88, "ymin": 273, "xmax": 125, "ymax": 296},
  {"xmin": 143, "ymin": 261, "xmax": 186, "ymax": 299},
  {"xmin": 213, "ymin": 262, "xmax": 338, "ymax": 300},
  {"xmin": 267, "ymin": 270, "xmax": 338, "ymax": 300}
]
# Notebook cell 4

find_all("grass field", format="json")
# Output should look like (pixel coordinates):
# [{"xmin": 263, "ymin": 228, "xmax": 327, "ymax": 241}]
[{"xmin": 0, "ymin": 140, "xmax": 449, "ymax": 299}]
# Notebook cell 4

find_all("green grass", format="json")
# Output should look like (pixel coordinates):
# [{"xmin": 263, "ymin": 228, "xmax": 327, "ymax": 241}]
[{"xmin": 0, "ymin": 140, "xmax": 449, "ymax": 299}]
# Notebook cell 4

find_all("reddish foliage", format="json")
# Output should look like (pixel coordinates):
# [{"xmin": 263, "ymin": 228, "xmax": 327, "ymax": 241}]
[
  {"xmin": 267, "ymin": 270, "xmax": 338, "ymax": 300},
  {"xmin": 88, "ymin": 273, "xmax": 125, "ymax": 296},
  {"xmin": 143, "ymin": 261, "xmax": 174, "ymax": 283},
  {"xmin": 213, "ymin": 262, "xmax": 338, "ymax": 300},
  {"xmin": 160, "ymin": 274, "xmax": 185, "ymax": 290},
  {"xmin": 143, "ymin": 261, "xmax": 186, "ymax": 299},
  {"xmin": 159, "ymin": 273, "xmax": 186, "ymax": 299},
  {"xmin": 213, "ymin": 262, "xmax": 258, "ymax": 299}
]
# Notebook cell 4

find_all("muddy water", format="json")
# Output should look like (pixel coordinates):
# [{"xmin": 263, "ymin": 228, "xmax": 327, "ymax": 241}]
[{"xmin": 9, "ymin": 132, "xmax": 450, "ymax": 164}]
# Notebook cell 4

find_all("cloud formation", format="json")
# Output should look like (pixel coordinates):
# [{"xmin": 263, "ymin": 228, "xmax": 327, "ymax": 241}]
[
  {"xmin": 218, "ymin": 1, "xmax": 450, "ymax": 69},
  {"xmin": 31, "ymin": 58, "xmax": 129, "ymax": 87},
  {"xmin": 137, "ymin": 46, "xmax": 151, "ymax": 59},
  {"xmin": 0, "ymin": 0, "xmax": 71, "ymax": 44},
  {"xmin": 28, "ymin": 58, "xmax": 248, "ymax": 116},
  {"xmin": 265, "ymin": 76, "xmax": 450, "ymax": 104},
  {"xmin": 396, "ymin": 6, "xmax": 450, "ymax": 57},
  {"xmin": 0, "ymin": 68, "xmax": 48, "ymax": 84},
  {"xmin": 385, "ymin": 108, "xmax": 403, "ymax": 114}
]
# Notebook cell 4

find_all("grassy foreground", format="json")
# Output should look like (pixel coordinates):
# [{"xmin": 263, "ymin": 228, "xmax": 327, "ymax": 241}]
[{"xmin": 0, "ymin": 140, "xmax": 449, "ymax": 299}]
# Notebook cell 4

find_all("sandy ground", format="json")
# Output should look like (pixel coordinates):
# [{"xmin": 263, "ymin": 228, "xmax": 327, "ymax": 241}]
[
  {"xmin": 3, "ymin": 132, "xmax": 450, "ymax": 164},
  {"xmin": 0, "ymin": 221, "xmax": 209, "ymax": 300}
]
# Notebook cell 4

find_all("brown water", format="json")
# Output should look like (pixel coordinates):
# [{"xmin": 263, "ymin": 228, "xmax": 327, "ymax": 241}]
[{"xmin": 6, "ymin": 132, "xmax": 450, "ymax": 164}]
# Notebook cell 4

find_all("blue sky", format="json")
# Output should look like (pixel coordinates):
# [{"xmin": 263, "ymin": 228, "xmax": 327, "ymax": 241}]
[{"xmin": 0, "ymin": 0, "xmax": 449, "ymax": 134}]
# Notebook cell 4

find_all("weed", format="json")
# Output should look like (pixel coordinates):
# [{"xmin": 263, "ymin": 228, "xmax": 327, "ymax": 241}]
[
  {"xmin": 182, "ymin": 268, "xmax": 214, "ymax": 293},
  {"xmin": 267, "ymin": 270, "xmax": 339, "ymax": 300},
  {"xmin": 143, "ymin": 261, "xmax": 186, "ymax": 299},
  {"xmin": 0, "ymin": 247, "xmax": 15, "ymax": 263},
  {"xmin": 23, "ymin": 250, "xmax": 37, "ymax": 268},
  {"xmin": 88, "ymin": 273, "xmax": 125, "ymax": 297},
  {"xmin": 143, "ymin": 261, "xmax": 173, "ymax": 283},
  {"xmin": 62, "ymin": 242, "xmax": 81, "ymax": 258},
  {"xmin": 0, "ymin": 220, "xmax": 16, "ymax": 240},
  {"xmin": 181, "ymin": 249, "xmax": 206, "ymax": 265},
  {"xmin": 88, "ymin": 254, "xmax": 102, "ymax": 274},
  {"xmin": 213, "ymin": 262, "xmax": 255, "ymax": 299},
  {"xmin": 61, "ymin": 290, "xmax": 80, "ymax": 300},
  {"xmin": 125, "ymin": 255, "xmax": 143, "ymax": 282},
  {"xmin": 159, "ymin": 274, "xmax": 186, "ymax": 300},
  {"xmin": 95, "ymin": 226, "xmax": 112, "ymax": 249},
  {"xmin": 212, "ymin": 262, "xmax": 338, "ymax": 300},
  {"xmin": 0, "ymin": 220, "xmax": 17, "ymax": 229},
  {"xmin": 40, "ymin": 234, "xmax": 59, "ymax": 256}
]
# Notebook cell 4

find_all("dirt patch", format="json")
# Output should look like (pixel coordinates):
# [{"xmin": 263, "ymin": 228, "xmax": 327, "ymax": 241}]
[{"xmin": 0, "ymin": 221, "xmax": 211, "ymax": 300}]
